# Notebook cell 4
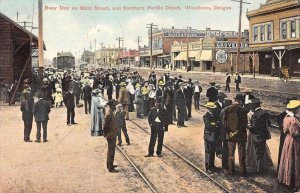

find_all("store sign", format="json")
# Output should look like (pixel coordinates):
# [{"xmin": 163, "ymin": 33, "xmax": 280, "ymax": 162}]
[
  {"xmin": 216, "ymin": 41, "xmax": 249, "ymax": 48},
  {"xmin": 216, "ymin": 50, "xmax": 227, "ymax": 64}
]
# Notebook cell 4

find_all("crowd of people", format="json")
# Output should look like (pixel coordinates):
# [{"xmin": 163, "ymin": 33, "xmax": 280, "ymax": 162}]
[{"xmin": 1, "ymin": 67, "xmax": 299, "ymax": 190}]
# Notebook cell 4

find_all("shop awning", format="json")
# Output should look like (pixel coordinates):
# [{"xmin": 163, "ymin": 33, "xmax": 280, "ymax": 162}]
[
  {"xmin": 188, "ymin": 50, "xmax": 201, "ymax": 59},
  {"xmin": 174, "ymin": 51, "xmax": 187, "ymax": 61},
  {"xmin": 157, "ymin": 55, "xmax": 170, "ymax": 58},
  {"xmin": 198, "ymin": 50, "xmax": 212, "ymax": 61}
]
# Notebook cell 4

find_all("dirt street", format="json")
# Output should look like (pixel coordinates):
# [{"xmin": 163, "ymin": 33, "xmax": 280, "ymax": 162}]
[{"xmin": 0, "ymin": 102, "xmax": 152, "ymax": 193}]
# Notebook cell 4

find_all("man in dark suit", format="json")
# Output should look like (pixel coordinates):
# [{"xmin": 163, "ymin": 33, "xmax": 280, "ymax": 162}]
[
  {"xmin": 175, "ymin": 82, "xmax": 187, "ymax": 128},
  {"xmin": 81, "ymin": 83, "xmax": 92, "ymax": 114},
  {"xmin": 103, "ymin": 99, "xmax": 118, "ymax": 173},
  {"xmin": 145, "ymin": 97, "xmax": 169, "ymax": 157},
  {"xmin": 156, "ymin": 80, "xmax": 164, "ymax": 99},
  {"xmin": 33, "ymin": 93, "xmax": 51, "ymax": 143},
  {"xmin": 222, "ymin": 94, "xmax": 248, "ymax": 176},
  {"xmin": 248, "ymin": 98, "xmax": 271, "ymax": 174},
  {"xmin": 185, "ymin": 78, "xmax": 194, "ymax": 119},
  {"xmin": 20, "ymin": 86, "xmax": 34, "ymax": 142},
  {"xmin": 106, "ymin": 78, "xmax": 113, "ymax": 100},
  {"xmin": 193, "ymin": 81, "xmax": 202, "ymax": 110},
  {"xmin": 163, "ymin": 82, "xmax": 174, "ymax": 125},
  {"xmin": 234, "ymin": 73, "xmax": 241, "ymax": 92},
  {"xmin": 203, "ymin": 102, "xmax": 219, "ymax": 173},
  {"xmin": 64, "ymin": 89, "xmax": 77, "ymax": 126},
  {"xmin": 206, "ymin": 82, "xmax": 218, "ymax": 102},
  {"xmin": 225, "ymin": 73, "xmax": 231, "ymax": 93}
]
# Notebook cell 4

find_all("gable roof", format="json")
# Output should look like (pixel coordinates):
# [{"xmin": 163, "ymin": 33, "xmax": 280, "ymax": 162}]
[{"xmin": 0, "ymin": 12, "xmax": 46, "ymax": 50}]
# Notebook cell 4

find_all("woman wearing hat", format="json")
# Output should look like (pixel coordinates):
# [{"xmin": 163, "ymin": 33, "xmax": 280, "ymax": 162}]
[
  {"xmin": 90, "ymin": 89, "xmax": 106, "ymax": 136},
  {"xmin": 278, "ymin": 100, "xmax": 300, "ymax": 191}
]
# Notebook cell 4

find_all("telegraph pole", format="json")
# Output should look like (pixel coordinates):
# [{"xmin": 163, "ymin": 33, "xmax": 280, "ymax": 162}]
[
  {"xmin": 146, "ymin": 23, "xmax": 158, "ymax": 72},
  {"xmin": 94, "ymin": 39, "xmax": 97, "ymax": 65},
  {"xmin": 38, "ymin": 0, "xmax": 44, "ymax": 80},
  {"xmin": 186, "ymin": 27, "xmax": 191, "ymax": 72},
  {"xmin": 137, "ymin": 36, "xmax": 142, "ymax": 67},
  {"xmin": 116, "ymin": 37, "xmax": 124, "ymax": 67},
  {"xmin": 231, "ymin": 0, "xmax": 250, "ymax": 73}
]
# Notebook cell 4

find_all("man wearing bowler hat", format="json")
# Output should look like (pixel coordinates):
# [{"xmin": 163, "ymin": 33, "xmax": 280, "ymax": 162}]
[
  {"xmin": 145, "ymin": 97, "xmax": 169, "ymax": 157},
  {"xmin": 103, "ymin": 99, "xmax": 118, "ymax": 173},
  {"xmin": 222, "ymin": 94, "xmax": 248, "ymax": 176},
  {"xmin": 206, "ymin": 82, "xmax": 218, "ymax": 102},
  {"xmin": 175, "ymin": 82, "xmax": 187, "ymax": 128}
]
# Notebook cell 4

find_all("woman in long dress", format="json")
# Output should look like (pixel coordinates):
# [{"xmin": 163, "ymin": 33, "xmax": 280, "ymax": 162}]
[
  {"xmin": 90, "ymin": 89, "xmax": 106, "ymax": 136},
  {"xmin": 278, "ymin": 100, "xmax": 300, "ymax": 192}
]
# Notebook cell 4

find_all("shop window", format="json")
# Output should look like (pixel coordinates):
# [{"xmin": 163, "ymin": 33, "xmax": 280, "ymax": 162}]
[
  {"xmin": 267, "ymin": 24, "xmax": 272, "ymax": 41},
  {"xmin": 253, "ymin": 26, "xmax": 258, "ymax": 42},
  {"xmin": 281, "ymin": 21, "xmax": 287, "ymax": 39},
  {"xmin": 291, "ymin": 20, "xmax": 296, "ymax": 38}
]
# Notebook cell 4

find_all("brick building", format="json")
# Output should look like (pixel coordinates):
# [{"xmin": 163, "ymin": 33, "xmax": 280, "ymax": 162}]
[{"xmin": 246, "ymin": 0, "xmax": 300, "ymax": 76}]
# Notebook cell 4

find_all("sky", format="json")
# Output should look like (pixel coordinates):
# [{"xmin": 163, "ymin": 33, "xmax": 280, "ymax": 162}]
[{"xmin": 0, "ymin": 0, "xmax": 266, "ymax": 60}]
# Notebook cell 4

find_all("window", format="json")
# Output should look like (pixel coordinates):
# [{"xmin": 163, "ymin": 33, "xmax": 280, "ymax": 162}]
[
  {"xmin": 281, "ymin": 21, "xmax": 287, "ymax": 39},
  {"xmin": 253, "ymin": 27, "xmax": 258, "ymax": 42},
  {"xmin": 291, "ymin": 20, "xmax": 296, "ymax": 38},
  {"xmin": 267, "ymin": 24, "xmax": 272, "ymax": 40},
  {"xmin": 260, "ymin": 26, "xmax": 265, "ymax": 41}
]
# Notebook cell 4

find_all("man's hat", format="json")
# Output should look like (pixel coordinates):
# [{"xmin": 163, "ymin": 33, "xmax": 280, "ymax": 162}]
[
  {"xmin": 283, "ymin": 97, "xmax": 297, "ymax": 105},
  {"xmin": 205, "ymin": 102, "xmax": 217, "ymax": 109},
  {"xmin": 92, "ymin": 89, "xmax": 101, "ymax": 94},
  {"xmin": 119, "ymin": 82, "xmax": 126, "ymax": 86},
  {"xmin": 209, "ymin": 82, "xmax": 216, "ymax": 86},
  {"xmin": 179, "ymin": 75, "xmax": 182, "ymax": 78},
  {"xmin": 234, "ymin": 94, "xmax": 244, "ymax": 101},
  {"xmin": 250, "ymin": 98, "xmax": 262, "ymax": 104},
  {"xmin": 56, "ymin": 88, "xmax": 62, "ymax": 92},
  {"xmin": 43, "ymin": 78, "xmax": 48, "ymax": 82},
  {"xmin": 215, "ymin": 84, "xmax": 222, "ymax": 90},
  {"xmin": 286, "ymin": 100, "xmax": 300, "ymax": 110},
  {"xmin": 245, "ymin": 89, "xmax": 252, "ymax": 93},
  {"xmin": 218, "ymin": 92, "xmax": 227, "ymax": 99},
  {"xmin": 194, "ymin": 81, "xmax": 199, "ymax": 84},
  {"xmin": 135, "ymin": 83, "xmax": 141, "ymax": 88},
  {"xmin": 158, "ymin": 80, "xmax": 165, "ymax": 86},
  {"xmin": 106, "ymin": 99, "xmax": 116, "ymax": 107}
]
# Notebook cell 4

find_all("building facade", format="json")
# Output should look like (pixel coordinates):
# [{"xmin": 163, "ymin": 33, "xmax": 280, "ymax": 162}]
[
  {"xmin": 247, "ymin": 0, "xmax": 300, "ymax": 76},
  {"xmin": 95, "ymin": 47, "xmax": 120, "ymax": 66}
]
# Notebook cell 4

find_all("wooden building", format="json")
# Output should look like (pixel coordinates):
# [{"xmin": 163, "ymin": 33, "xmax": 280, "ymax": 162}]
[
  {"xmin": 0, "ymin": 12, "xmax": 45, "ymax": 83},
  {"xmin": 247, "ymin": 0, "xmax": 300, "ymax": 76}
]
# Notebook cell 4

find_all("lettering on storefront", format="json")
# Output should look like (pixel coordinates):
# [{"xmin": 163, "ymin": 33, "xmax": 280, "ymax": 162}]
[{"xmin": 216, "ymin": 41, "xmax": 249, "ymax": 48}]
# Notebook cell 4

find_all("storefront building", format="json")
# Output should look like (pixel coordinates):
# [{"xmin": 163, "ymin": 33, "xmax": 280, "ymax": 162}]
[{"xmin": 247, "ymin": 0, "xmax": 300, "ymax": 76}]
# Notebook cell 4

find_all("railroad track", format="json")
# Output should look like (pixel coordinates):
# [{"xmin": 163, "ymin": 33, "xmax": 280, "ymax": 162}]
[
  {"xmin": 117, "ymin": 146, "xmax": 158, "ymax": 193},
  {"xmin": 128, "ymin": 119, "xmax": 231, "ymax": 193}
]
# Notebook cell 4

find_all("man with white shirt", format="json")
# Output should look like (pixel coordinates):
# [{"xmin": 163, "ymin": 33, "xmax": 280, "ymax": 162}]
[
  {"xmin": 193, "ymin": 81, "xmax": 202, "ymax": 110},
  {"xmin": 145, "ymin": 97, "xmax": 169, "ymax": 157}
]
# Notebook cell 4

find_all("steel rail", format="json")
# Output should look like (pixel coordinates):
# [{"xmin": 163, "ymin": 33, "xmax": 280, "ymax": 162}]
[
  {"xmin": 116, "ymin": 146, "xmax": 159, "ymax": 193},
  {"xmin": 129, "ymin": 120, "xmax": 231, "ymax": 193}
]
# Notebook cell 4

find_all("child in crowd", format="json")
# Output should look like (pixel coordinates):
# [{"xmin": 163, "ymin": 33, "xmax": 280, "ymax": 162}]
[
  {"xmin": 115, "ymin": 104, "xmax": 130, "ymax": 146},
  {"xmin": 54, "ymin": 88, "xmax": 63, "ymax": 108}
]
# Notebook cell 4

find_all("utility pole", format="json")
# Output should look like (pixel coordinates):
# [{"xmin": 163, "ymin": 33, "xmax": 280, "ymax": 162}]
[
  {"xmin": 146, "ymin": 23, "xmax": 158, "ymax": 72},
  {"xmin": 116, "ymin": 37, "xmax": 124, "ymax": 68},
  {"xmin": 137, "ymin": 36, "xmax": 142, "ymax": 67},
  {"xmin": 38, "ymin": 0, "xmax": 44, "ymax": 80},
  {"xmin": 94, "ymin": 39, "xmax": 97, "ymax": 65},
  {"xmin": 186, "ymin": 27, "xmax": 191, "ymax": 72},
  {"xmin": 16, "ymin": 11, "xmax": 19, "ymax": 22},
  {"xmin": 231, "ymin": 0, "xmax": 250, "ymax": 74}
]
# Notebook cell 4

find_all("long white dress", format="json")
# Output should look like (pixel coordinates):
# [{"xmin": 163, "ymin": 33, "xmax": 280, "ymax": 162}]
[{"xmin": 90, "ymin": 94, "xmax": 106, "ymax": 136}]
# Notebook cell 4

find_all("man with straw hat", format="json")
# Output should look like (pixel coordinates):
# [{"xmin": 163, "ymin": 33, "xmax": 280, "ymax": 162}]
[
  {"xmin": 203, "ymin": 102, "xmax": 219, "ymax": 173},
  {"xmin": 156, "ymin": 80, "xmax": 165, "ymax": 100},
  {"xmin": 278, "ymin": 100, "xmax": 300, "ymax": 192}
]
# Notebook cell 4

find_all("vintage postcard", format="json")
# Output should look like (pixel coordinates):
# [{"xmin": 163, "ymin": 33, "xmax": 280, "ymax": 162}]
[{"xmin": 0, "ymin": 0, "xmax": 300, "ymax": 192}]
